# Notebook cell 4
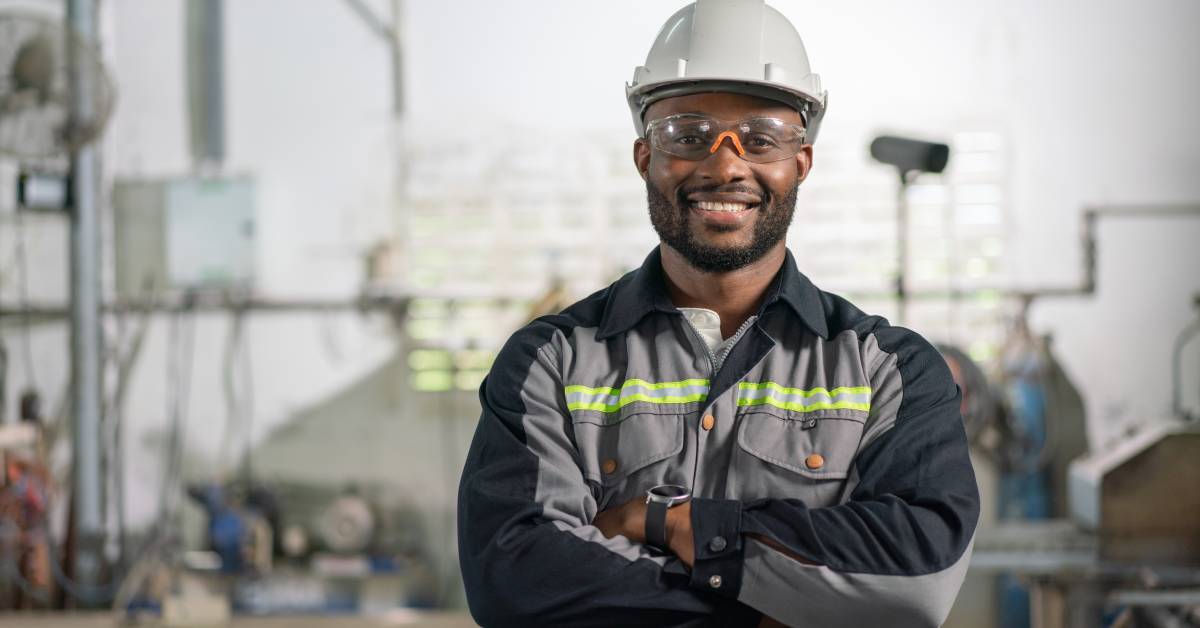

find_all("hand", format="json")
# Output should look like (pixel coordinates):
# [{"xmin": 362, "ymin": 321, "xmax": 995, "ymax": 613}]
[
  {"xmin": 595, "ymin": 499, "xmax": 785, "ymax": 626},
  {"xmin": 594, "ymin": 496, "xmax": 694, "ymax": 568},
  {"xmin": 593, "ymin": 496, "xmax": 648, "ymax": 544}
]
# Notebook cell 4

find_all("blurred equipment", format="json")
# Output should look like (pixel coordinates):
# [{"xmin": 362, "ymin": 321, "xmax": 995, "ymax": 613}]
[
  {"xmin": 967, "ymin": 301, "xmax": 1200, "ymax": 628},
  {"xmin": 869, "ymin": 135, "xmax": 950, "ymax": 177},
  {"xmin": 992, "ymin": 299, "xmax": 1089, "ymax": 520},
  {"xmin": 938, "ymin": 344, "xmax": 1000, "ymax": 445},
  {"xmin": 626, "ymin": 0, "xmax": 828, "ymax": 141},
  {"xmin": 1, "ymin": 2, "xmax": 114, "ymax": 596},
  {"xmin": 996, "ymin": 301, "xmax": 1088, "ymax": 628},
  {"xmin": 1067, "ymin": 293, "xmax": 1200, "ymax": 566},
  {"xmin": 317, "ymin": 491, "xmax": 376, "ymax": 555},
  {"xmin": 0, "ymin": 9, "xmax": 115, "ymax": 159},
  {"xmin": 16, "ymin": 171, "xmax": 70, "ymax": 212},
  {"xmin": 941, "ymin": 300, "xmax": 1095, "ymax": 628},
  {"xmin": 1069, "ymin": 421, "xmax": 1200, "ymax": 565},
  {"xmin": 112, "ymin": 177, "xmax": 257, "ymax": 297},
  {"xmin": 0, "ymin": 423, "xmax": 52, "ymax": 609},
  {"xmin": 186, "ymin": 484, "xmax": 275, "ymax": 574},
  {"xmin": 971, "ymin": 424, "xmax": 1200, "ymax": 628},
  {"xmin": 870, "ymin": 134, "xmax": 951, "ymax": 324}
]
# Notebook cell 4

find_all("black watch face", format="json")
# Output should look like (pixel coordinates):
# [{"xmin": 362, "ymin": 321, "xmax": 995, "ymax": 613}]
[{"xmin": 649, "ymin": 484, "xmax": 689, "ymax": 499}]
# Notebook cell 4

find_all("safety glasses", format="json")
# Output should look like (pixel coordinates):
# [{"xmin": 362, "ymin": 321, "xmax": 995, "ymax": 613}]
[{"xmin": 645, "ymin": 114, "xmax": 808, "ymax": 164}]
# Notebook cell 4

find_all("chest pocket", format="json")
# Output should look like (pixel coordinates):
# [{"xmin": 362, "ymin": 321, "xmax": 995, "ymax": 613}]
[
  {"xmin": 737, "ymin": 407, "xmax": 867, "ymax": 481},
  {"xmin": 571, "ymin": 404, "xmax": 687, "ymax": 493}
]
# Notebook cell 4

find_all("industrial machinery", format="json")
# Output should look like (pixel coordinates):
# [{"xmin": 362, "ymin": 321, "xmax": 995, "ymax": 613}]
[
  {"xmin": 186, "ymin": 484, "xmax": 276, "ymax": 575},
  {"xmin": 1070, "ymin": 423, "xmax": 1200, "ymax": 567},
  {"xmin": 0, "ymin": 422, "xmax": 52, "ymax": 609},
  {"xmin": 966, "ymin": 296, "xmax": 1200, "ymax": 628}
]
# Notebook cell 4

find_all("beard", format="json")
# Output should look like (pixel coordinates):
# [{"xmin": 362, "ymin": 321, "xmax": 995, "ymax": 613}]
[{"xmin": 646, "ymin": 179, "xmax": 798, "ymax": 273}]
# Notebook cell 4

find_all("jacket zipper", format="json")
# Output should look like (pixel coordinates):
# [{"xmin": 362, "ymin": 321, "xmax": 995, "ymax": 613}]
[
  {"xmin": 714, "ymin": 316, "xmax": 758, "ymax": 371},
  {"xmin": 679, "ymin": 313, "xmax": 757, "ymax": 496},
  {"xmin": 679, "ymin": 313, "xmax": 758, "ymax": 376}
]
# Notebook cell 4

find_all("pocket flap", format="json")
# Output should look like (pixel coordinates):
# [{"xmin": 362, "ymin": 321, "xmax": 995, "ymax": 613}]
[
  {"xmin": 737, "ymin": 409, "xmax": 866, "ymax": 480},
  {"xmin": 574, "ymin": 410, "xmax": 685, "ymax": 487}
]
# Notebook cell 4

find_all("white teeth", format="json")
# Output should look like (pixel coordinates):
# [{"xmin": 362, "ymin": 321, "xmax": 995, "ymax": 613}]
[{"xmin": 693, "ymin": 201, "xmax": 752, "ymax": 212}]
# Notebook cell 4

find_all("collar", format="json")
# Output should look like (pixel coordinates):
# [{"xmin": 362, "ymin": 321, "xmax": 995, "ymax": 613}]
[{"xmin": 596, "ymin": 247, "xmax": 830, "ymax": 340}]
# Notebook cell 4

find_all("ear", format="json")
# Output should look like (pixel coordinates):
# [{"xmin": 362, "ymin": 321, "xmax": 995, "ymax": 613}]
[
  {"xmin": 794, "ymin": 144, "xmax": 814, "ymax": 184},
  {"xmin": 633, "ymin": 138, "xmax": 651, "ymax": 181}
]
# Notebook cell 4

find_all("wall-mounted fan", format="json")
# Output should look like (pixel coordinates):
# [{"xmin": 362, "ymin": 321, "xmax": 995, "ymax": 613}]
[{"xmin": 0, "ymin": 9, "xmax": 115, "ymax": 159}]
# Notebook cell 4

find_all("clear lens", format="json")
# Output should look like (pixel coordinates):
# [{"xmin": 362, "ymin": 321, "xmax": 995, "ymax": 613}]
[{"xmin": 648, "ymin": 115, "xmax": 806, "ymax": 163}]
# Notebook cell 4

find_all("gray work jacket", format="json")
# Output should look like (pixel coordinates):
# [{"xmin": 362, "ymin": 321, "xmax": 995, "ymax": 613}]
[{"xmin": 458, "ymin": 248, "xmax": 979, "ymax": 627}]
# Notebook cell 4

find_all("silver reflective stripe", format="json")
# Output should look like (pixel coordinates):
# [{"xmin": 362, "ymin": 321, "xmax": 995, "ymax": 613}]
[
  {"xmin": 564, "ymin": 379, "xmax": 711, "ymax": 412},
  {"xmin": 737, "ymin": 382, "xmax": 871, "ymax": 413}
]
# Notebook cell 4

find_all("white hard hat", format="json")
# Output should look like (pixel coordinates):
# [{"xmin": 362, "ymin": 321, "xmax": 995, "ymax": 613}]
[{"xmin": 627, "ymin": 0, "xmax": 828, "ymax": 142}]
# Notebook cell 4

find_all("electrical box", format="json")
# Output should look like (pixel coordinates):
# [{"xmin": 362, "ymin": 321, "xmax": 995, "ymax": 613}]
[{"xmin": 113, "ymin": 177, "xmax": 256, "ymax": 297}]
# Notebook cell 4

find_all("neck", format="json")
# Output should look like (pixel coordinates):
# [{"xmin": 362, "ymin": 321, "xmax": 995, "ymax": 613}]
[{"xmin": 660, "ymin": 242, "xmax": 786, "ymax": 338}]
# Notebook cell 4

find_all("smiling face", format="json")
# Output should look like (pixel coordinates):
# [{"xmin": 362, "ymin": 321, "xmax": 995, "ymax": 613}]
[{"xmin": 634, "ymin": 92, "xmax": 813, "ymax": 274}]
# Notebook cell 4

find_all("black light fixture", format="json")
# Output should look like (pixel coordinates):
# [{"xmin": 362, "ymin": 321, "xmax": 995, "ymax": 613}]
[
  {"xmin": 869, "ymin": 135, "xmax": 951, "ymax": 324},
  {"xmin": 870, "ymin": 136, "xmax": 950, "ymax": 182}
]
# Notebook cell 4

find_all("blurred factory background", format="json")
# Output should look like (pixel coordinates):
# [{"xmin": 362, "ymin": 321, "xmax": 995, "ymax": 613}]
[{"xmin": 0, "ymin": 0, "xmax": 1197, "ymax": 626}]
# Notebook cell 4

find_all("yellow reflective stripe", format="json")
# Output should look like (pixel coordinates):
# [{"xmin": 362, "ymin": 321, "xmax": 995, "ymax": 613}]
[
  {"xmin": 567, "ymin": 392, "xmax": 710, "ymax": 412},
  {"xmin": 565, "ymin": 378, "xmax": 711, "ymax": 413},
  {"xmin": 737, "ymin": 381, "xmax": 872, "ymax": 413},
  {"xmin": 736, "ymin": 397, "xmax": 872, "ymax": 412},
  {"xmin": 737, "ymin": 382, "xmax": 872, "ymax": 397},
  {"xmin": 565, "ymin": 378, "xmax": 711, "ymax": 395}
]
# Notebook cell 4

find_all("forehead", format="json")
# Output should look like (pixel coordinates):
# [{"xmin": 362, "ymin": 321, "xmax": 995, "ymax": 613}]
[{"xmin": 644, "ymin": 91, "xmax": 802, "ymax": 125}]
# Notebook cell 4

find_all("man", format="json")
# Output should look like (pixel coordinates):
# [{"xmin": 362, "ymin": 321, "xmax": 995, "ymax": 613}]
[{"xmin": 457, "ymin": 1, "xmax": 979, "ymax": 626}]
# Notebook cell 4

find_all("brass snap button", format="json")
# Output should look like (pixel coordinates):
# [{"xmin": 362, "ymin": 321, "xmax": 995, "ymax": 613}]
[
  {"xmin": 701, "ymin": 414, "xmax": 715, "ymax": 431},
  {"xmin": 805, "ymin": 453, "xmax": 825, "ymax": 470},
  {"xmin": 602, "ymin": 458, "xmax": 618, "ymax": 474}
]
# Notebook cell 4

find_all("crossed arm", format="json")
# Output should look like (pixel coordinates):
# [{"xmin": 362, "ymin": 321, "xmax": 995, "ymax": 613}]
[
  {"xmin": 593, "ymin": 497, "xmax": 813, "ymax": 572},
  {"xmin": 457, "ymin": 330, "xmax": 979, "ymax": 627}
]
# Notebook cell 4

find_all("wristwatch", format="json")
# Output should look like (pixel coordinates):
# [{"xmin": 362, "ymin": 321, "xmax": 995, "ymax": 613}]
[{"xmin": 645, "ymin": 484, "xmax": 691, "ymax": 551}]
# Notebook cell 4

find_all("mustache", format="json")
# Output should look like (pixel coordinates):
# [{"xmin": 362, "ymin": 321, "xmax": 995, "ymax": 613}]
[{"xmin": 676, "ymin": 183, "xmax": 769, "ymax": 205}]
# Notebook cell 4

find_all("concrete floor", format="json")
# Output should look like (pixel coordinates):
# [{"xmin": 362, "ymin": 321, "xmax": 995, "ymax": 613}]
[{"xmin": 0, "ymin": 612, "xmax": 478, "ymax": 627}]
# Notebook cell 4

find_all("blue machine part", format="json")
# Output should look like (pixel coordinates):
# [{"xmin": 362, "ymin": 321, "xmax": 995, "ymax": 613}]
[
  {"xmin": 999, "ymin": 370, "xmax": 1051, "ymax": 521},
  {"xmin": 188, "ymin": 484, "xmax": 251, "ymax": 574},
  {"xmin": 998, "ymin": 348, "xmax": 1052, "ymax": 628}
]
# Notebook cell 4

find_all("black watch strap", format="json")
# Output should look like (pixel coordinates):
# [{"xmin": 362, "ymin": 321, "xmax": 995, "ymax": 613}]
[{"xmin": 645, "ymin": 500, "xmax": 669, "ymax": 550}]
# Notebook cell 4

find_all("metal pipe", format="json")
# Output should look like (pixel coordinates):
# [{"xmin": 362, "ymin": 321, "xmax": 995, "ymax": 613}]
[
  {"xmin": 66, "ymin": 0, "xmax": 106, "ymax": 596},
  {"xmin": 1173, "ymin": 294, "xmax": 1200, "ymax": 423},
  {"xmin": 1, "ymin": 293, "xmax": 410, "ymax": 319},
  {"xmin": 895, "ymin": 171, "xmax": 912, "ymax": 325},
  {"xmin": 186, "ymin": 0, "xmax": 225, "ymax": 167},
  {"xmin": 343, "ymin": 0, "xmax": 404, "ymax": 117},
  {"xmin": 390, "ymin": 0, "xmax": 404, "ymax": 118}
]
